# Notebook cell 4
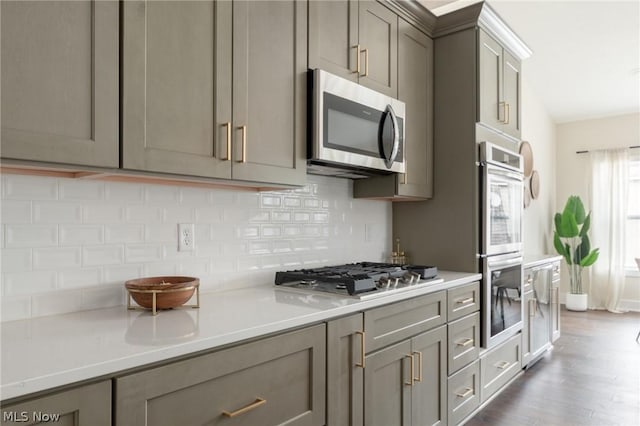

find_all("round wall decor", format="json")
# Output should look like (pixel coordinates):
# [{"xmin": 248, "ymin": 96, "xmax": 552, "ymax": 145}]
[
  {"xmin": 519, "ymin": 141, "xmax": 534, "ymax": 178},
  {"xmin": 530, "ymin": 170, "xmax": 540, "ymax": 199}
]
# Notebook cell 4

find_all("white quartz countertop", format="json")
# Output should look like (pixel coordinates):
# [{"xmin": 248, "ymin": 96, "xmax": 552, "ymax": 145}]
[
  {"xmin": 524, "ymin": 254, "xmax": 563, "ymax": 269},
  {"xmin": 1, "ymin": 270, "xmax": 480, "ymax": 401}
]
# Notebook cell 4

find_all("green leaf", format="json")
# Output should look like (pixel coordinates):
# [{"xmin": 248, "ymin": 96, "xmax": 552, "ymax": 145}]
[
  {"xmin": 554, "ymin": 213, "xmax": 562, "ymax": 234},
  {"xmin": 559, "ymin": 209, "xmax": 579, "ymax": 237},
  {"xmin": 574, "ymin": 235, "xmax": 591, "ymax": 264},
  {"xmin": 580, "ymin": 249, "xmax": 599, "ymax": 267},
  {"xmin": 553, "ymin": 231, "xmax": 565, "ymax": 256},
  {"xmin": 574, "ymin": 197, "xmax": 586, "ymax": 224},
  {"xmin": 580, "ymin": 212, "xmax": 591, "ymax": 237}
]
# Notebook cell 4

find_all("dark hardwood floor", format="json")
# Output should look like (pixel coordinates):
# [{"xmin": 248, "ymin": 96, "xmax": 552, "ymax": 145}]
[{"xmin": 466, "ymin": 307, "xmax": 640, "ymax": 426}]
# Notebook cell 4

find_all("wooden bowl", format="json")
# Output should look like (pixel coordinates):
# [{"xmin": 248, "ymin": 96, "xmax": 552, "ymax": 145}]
[{"xmin": 125, "ymin": 276, "xmax": 199, "ymax": 310}]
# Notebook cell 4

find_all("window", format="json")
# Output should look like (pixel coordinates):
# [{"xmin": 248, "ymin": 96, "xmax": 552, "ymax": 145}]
[{"xmin": 626, "ymin": 150, "xmax": 640, "ymax": 275}]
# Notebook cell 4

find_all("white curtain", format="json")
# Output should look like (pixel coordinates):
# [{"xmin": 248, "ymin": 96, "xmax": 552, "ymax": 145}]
[{"xmin": 588, "ymin": 148, "xmax": 629, "ymax": 312}]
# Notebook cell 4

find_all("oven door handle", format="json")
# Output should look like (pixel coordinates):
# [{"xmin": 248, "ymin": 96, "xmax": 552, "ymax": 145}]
[
  {"xmin": 484, "ymin": 164, "xmax": 523, "ymax": 182},
  {"xmin": 487, "ymin": 256, "xmax": 523, "ymax": 269}
]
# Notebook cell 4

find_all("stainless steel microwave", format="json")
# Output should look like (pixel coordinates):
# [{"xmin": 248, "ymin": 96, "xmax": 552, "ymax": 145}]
[{"xmin": 308, "ymin": 69, "xmax": 406, "ymax": 178}]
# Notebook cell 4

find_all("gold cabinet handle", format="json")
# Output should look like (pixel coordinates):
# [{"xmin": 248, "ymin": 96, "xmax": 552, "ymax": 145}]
[
  {"xmin": 455, "ymin": 387, "xmax": 473, "ymax": 398},
  {"xmin": 499, "ymin": 101, "xmax": 507, "ymax": 123},
  {"xmin": 222, "ymin": 122, "xmax": 231, "ymax": 161},
  {"xmin": 404, "ymin": 354, "xmax": 414, "ymax": 386},
  {"xmin": 355, "ymin": 330, "xmax": 365, "ymax": 368},
  {"xmin": 495, "ymin": 360, "xmax": 510, "ymax": 370},
  {"xmin": 238, "ymin": 125, "xmax": 247, "ymax": 163},
  {"xmin": 222, "ymin": 397, "xmax": 266, "ymax": 418},
  {"xmin": 412, "ymin": 351, "xmax": 423, "ymax": 382},
  {"xmin": 529, "ymin": 299, "xmax": 536, "ymax": 317},
  {"xmin": 456, "ymin": 297, "xmax": 474, "ymax": 305},
  {"xmin": 505, "ymin": 102, "xmax": 510, "ymax": 124},
  {"xmin": 456, "ymin": 338, "xmax": 474, "ymax": 347},
  {"xmin": 353, "ymin": 44, "xmax": 361, "ymax": 74},
  {"xmin": 526, "ymin": 278, "xmax": 533, "ymax": 284},
  {"xmin": 361, "ymin": 47, "xmax": 369, "ymax": 77}
]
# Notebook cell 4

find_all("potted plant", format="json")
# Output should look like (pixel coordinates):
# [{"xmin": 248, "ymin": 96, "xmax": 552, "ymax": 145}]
[{"xmin": 553, "ymin": 195, "xmax": 599, "ymax": 311}]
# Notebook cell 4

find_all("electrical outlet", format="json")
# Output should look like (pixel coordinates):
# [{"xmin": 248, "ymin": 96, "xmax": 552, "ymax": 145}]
[{"xmin": 178, "ymin": 223, "xmax": 195, "ymax": 252}]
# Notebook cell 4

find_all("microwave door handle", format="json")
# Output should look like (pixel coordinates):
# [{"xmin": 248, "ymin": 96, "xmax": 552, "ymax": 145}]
[{"xmin": 383, "ymin": 105, "xmax": 400, "ymax": 168}]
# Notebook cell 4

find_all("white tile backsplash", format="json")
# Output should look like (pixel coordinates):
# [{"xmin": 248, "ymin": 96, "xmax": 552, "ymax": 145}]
[{"xmin": 0, "ymin": 174, "xmax": 391, "ymax": 321}]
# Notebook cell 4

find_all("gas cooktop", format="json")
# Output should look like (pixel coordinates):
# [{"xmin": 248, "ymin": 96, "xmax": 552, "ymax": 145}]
[{"xmin": 274, "ymin": 262, "xmax": 442, "ymax": 299}]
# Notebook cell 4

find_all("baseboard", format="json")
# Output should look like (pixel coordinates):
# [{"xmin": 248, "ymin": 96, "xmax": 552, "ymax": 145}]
[{"xmin": 619, "ymin": 299, "xmax": 640, "ymax": 312}]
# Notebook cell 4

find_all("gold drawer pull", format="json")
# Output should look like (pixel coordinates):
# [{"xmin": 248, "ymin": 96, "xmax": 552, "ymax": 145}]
[
  {"xmin": 456, "ymin": 387, "xmax": 473, "ymax": 398},
  {"xmin": 222, "ymin": 397, "xmax": 266, "ymax": 418},
  {"xmin": 412, "ymin": 350, "xmax": 423, "ymax": 382},
  {"xmin": 361, "ymin": 47, "xmax": 369, "ymax": 77},
  {"xmin": 353, "ymin": 44, "xmax": 361, "ymax": 74},
  {"xmin": 237, "ymin": 125, "xmax": 247, "ymax": 163},
  {"xmin": 456, "ymin": 297, "xmax": 474, "ymax": 305},
  {"xmin": 405, "ymin": 354, "xmax": 415, "ymax": 386},
  {"xmin": 504, "ymin": 102, "xmax": 510, "ymax": 124},
  {"xmin": 355, "ymin": 330, "xmax": 366, "ymax": 368},
  {"xmin": 456, "ymin": 338, "xmax": 474, "ymax": 347},
  {"xmin": 495, "ymin": 360, "xmax": 510, "ymax": 370}
]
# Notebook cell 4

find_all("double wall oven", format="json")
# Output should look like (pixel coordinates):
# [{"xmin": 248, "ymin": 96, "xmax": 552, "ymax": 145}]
[{"xmin": 480, "ymin": 142, "xmax": 524, "ymax": 348}]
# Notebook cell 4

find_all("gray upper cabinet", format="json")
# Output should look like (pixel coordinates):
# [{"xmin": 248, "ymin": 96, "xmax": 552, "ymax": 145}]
[
  {"xmin": 122, "ymin": 0, "xmax": 232, "ymax": 179},
  {"xmin": 122, "ymin": 0, "xmax": 306, "ymax": 186},
  {"xmin": 1, "ymin": 0, "xmax": 119, "ymax": 168},
  {"xmin": 230, "ymin": 0, "xmax": 307, "ymax": 185},
  {"xmin": 353, "ymin": 18, "xmax": 433, "ymax": 200},
  {"xmin": 478, "ymin": 29, "xmax": 521, "ymax": 139},
  {"xmin": 0, "ymin": 381, "xmax": 111, "ymax": 426},
  {"xmin": 309, "ymin": 0, "xmax": 397, "ymax": 98}
]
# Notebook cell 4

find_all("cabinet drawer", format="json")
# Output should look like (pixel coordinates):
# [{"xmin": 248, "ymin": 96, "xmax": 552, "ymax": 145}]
[
  {"xmin": 115, "ymin": 324, "xmax": 326, "ymax": 426},
  {"xmin": 448, "ymin": 312, "xmax": 480, "ymax": 375},
  {"xmin": 448, "ymin": 360, "xmax": 480, "ymax": 426},
  {"xmin": 480, "ymin": 333, "xmax": 521, "ymax": 403},
  {"xmin": 0, "ymin": 381, "xmax": 111, "ymax": 426},
  {"xmin": 447, "ymin": 281, "xmax": 480, "ymax": 321},
  {"xmin": 365, "ymin": 291, "xmax": 446, "ymax": 353}
]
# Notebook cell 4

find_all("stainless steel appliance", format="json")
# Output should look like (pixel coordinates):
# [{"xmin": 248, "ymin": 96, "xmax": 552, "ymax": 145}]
[
  {"xmin": 480, "ymin": 142, "xmax": 524, "ymax": 255},
  {"xmin": 274, "ymin": 262, "xmax": 442, "ymax": 300},
  {"xmin": 308, "ymin": 69, "xmax": 406, "ymax": 178},
  {"xmin": 479, "ymin": 142, "xmax": 524, "ymax": 348},
  {"xmin": 482, "ymin": 252, "xmax": 523, "ymax": 348}
]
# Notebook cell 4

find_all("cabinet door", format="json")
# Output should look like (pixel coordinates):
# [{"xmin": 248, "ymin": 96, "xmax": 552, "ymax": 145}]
[
  {"xmin": 521, "ymin": 290, "xmax": 533, "ymax": 367},
  {"xmin": 397, "ymin": 19, "xmax": 433, "ymax": 199},
  {"xmin": 502, "ymin": 50, "xmax": 521, "ymax": 138},
  {"xmin": 116, "ymin": 324, "xmax": 326, "ymax": 426},
  {"xmin": 478, "ymin": 29, "xmax": 503, "ymax": 131},
  {"xmin": 231, "ymin": 0, "xmax": 307, "ymax": 186},
  {"xmin": 364, "ymin": 340, "xmax": 412, "ymax": 426},
  {"xmin": 551, "ymin": 262, "xmax": 561, "ymax": 342},
  {"xmin": 308, "ymin": 0, "xmax": 358, "ymax": 81},
  {"xmin": 0, "ymin": 381, "xmax": 110, "ymax": 426},
  {"xmin": 1, "ymin": 0, "xmax": 118, "ymax": 167},
  {"xmin": 412, "ymin": 325, "xmax": 447, "ymax": 426},
  {"xmin": 327, "ymin": 314, "xmax": 364, "ymax": 426},
  {"xmin": 358, "ymin": 1, "xmax": 397, "ymax": 98},
  {"xmin": 122, "ymin": 0, "xmax": 232, "ymax": 179}
]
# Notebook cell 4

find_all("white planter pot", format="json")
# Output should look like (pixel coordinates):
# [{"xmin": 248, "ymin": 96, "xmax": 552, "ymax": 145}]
[{"xmin": 566, "ymin": 293, "xmax": 588, "ymax": 311}]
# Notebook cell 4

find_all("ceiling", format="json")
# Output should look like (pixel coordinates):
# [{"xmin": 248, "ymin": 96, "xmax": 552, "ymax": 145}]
[{"xmin": 420, "ymin": 0, "xmax": 640, "ymax": 123}]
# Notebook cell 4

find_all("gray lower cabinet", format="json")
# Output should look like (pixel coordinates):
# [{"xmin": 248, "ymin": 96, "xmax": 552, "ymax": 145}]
[
  {"xmin": 364, "ymin": 326, "xmax": 447, "ymax": 426},
  {"xmin": 308, "ymin": 0, "xmax": 397, "ymax": 98},
  {"xmin": 327, "ymin": 314, "xmax": 365, "ymax": 426},
  {"xmin": 447, "ymin": 282, "xmax": 480, "ymax": 322},
  {"xmin": 115, "ymin": 324, "xmax": 326, "ymax": 426},
  {"xmin": 122, "ymin": 0, "xmax": 306, "ymax": 186},
  {"xmin": 522, "ymin": 263, "xmax": 553, "ymax": 367},
  {"xmin": 447, "ymin": 360, "xmax": 480, "ymax": 426},
  {"xmin": 1, "ymin": 0, "xmax": 119, "ymax": 167},
  {"xmin": 521, "ymin": 290, "xmax": 533, "ymax": 367},
  {"xmin": 354, "ymin": 18, "xmax": 433, "ymax": 200},
  {"xmin": 0, "ymin": 381, "xmax": 111, "ymax": 426},
  {"xmin": 447, "ymin": 312, "xmax": 480, "ymax": 376},
  {"xmin": 479, "ymin": 333, "xmax": 521, "ymax": 403}
]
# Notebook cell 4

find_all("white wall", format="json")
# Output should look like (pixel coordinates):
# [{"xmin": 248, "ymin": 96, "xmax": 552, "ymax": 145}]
[
  {"xmin": 556, "ymin": 113, "xmax": 640, "ymax": 310},
  {"xmin": 0, "ymin": 174, "xmax": 392, "ymax": 321},
  {"xmin": 520, "ymin": 76, "xmax": 557, "ymax": 256}
]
